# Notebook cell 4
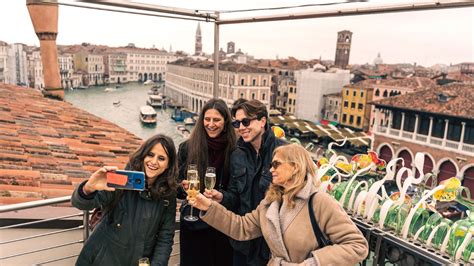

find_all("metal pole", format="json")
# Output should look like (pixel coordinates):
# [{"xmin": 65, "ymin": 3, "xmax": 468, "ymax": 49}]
[
  {"xmin": 217, "ymin": 0, "xmax": 474, "ymax": 25},
  {"xmin": 83, "ymin": 210, "xmax": 90, "ymax": 241},
  {"xmin": 77, "ymin": 0, "xmax": 217, "ymax": 20},
  {"xmin": 213, "ymin": 12, "xmax": 220, "ymax": 99}
]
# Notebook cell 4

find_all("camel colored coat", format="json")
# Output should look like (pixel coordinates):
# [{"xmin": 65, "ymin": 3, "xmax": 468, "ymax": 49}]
[{"xmin": 201, "ymin": 176, "xmax": 368, "ymax": 265}]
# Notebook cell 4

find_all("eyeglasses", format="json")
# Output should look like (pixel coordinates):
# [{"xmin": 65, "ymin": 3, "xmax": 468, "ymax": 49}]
[
  {"xmin": 232, "ymin": 117, "xmax": 257, "ymax": 129},
  {"xmin": 270, "ymin": 160, "xmax": 283, "ymax": 170}
]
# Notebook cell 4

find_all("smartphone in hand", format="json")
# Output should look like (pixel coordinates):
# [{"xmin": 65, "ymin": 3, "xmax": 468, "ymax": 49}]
[{"xmin": 106, "ymin": 170, "xmax": 145, "ymax": 191}]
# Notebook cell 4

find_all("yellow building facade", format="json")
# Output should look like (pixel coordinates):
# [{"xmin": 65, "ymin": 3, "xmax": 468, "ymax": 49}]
[{"xmin": 340, "ymin": 85, "xmax": 373, "ymax": 131}]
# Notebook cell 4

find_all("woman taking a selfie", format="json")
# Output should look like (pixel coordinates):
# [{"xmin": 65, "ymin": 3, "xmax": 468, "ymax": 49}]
[
  {"xmin": 71, "ymin": 134, "xmax": 178, "ymax": 266},
  {"xmin": 177, "ymin": 98, "xmax": 236, "ymax": 266},
  {"xmin": 189, "ymin": 144, "xmax": 368, "ymax": 265}
]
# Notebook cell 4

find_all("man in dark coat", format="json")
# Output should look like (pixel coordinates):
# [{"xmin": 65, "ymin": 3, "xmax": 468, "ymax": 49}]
[{"xmin": 207, "ymin": 99, "xmax": 286, "ymax": 266}]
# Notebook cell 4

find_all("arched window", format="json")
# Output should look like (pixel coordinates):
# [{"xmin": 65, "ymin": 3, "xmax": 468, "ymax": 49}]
[
  {"xmin": 333, "ymin": 114, "xmax": 338, "ymax": 120},
  {"xmin": 462, "ymin": 167, "xmax": 474, "ymax": 199},
  {"xmin": 396, "ymin": 150, "xmax": 413, "ymax": 180},
  {"xmin": 375, "ymin": 89, "xmax": 380, "ymax": 97},
  {"xmin": 383, "ymin": 90, "xmax": 388, "ymax": 97},
  {"xmin": 252, "ymin": 93, "xmax": 255, "ymax": 100},
  {"xmin": 262, "ymin": 93, "xmax": 266, "ymax": 101},
  {"xmin": 240, "ymin": 79, "xmax": 245, "ymax": 86},
  {"xmin": 438, "ymin": 160, "xmax": 457, "ymax": 184},
  {"xmin": 379, "ymin": 145, "xmax": 393, "ymax": 164}
]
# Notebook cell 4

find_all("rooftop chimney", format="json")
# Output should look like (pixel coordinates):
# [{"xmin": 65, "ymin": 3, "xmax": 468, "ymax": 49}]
[{"xmin": 27, "ymin": 0, "xmax": 63, "ymax": 100}]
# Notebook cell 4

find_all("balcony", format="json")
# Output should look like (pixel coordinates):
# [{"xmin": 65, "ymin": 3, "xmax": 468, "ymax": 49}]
[
  {"xmin": 429, "ymin": 137, "xmax": 443, "ymax": 146},
  {"xmin": 462, "ymin": 143, "xmax": 474, "ymax": 153},
  {"xmin": 401, "ymin": 131, "xmax": 413, "ymax": 139},
  {"xmin": 415, "ymin": 135, "xmax": 427, "ymax": 142},
  {"xmin": 389, "ymin": 128, "xmax": 399, "ymax": 136},
  {"xmin": 445, "ymin": 139, "xmax": 460, "ymax": 150},
  {"xmin": 375, "ymin": 126, "xmax": 473, "ymax": 156}
]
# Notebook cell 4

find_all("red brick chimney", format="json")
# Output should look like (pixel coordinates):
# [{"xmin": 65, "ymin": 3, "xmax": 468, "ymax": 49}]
[{"xmin": 27, "ymin": 0, "xmax": 63, "ymax": 100}]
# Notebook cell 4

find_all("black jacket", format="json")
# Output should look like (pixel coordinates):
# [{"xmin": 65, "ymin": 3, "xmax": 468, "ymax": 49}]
[
  {"xmin": 221, "ymin": 124, "xmax": 287, "ymax": 260},
  {"xmin": 177, "ymin": 140, "xmax": 234, "ymax": 266},
  {"xmin": 71, "ymin": 181, "xmax": 176, "ymax": 266}
]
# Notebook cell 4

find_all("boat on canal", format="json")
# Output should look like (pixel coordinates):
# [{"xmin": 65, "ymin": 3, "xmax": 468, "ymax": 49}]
[
  {"xmin": 147, "ymin": 94, "xmax": 164, "ymax": 108},
  {"xmin": 139, "ymin": 105, "xmax": 157, "ymax": 125}
]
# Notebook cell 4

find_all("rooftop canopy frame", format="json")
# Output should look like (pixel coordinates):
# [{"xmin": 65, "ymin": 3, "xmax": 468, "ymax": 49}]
[{"xmin": 32, "ymin": 0, "xmax": 474, "ymax": 98}]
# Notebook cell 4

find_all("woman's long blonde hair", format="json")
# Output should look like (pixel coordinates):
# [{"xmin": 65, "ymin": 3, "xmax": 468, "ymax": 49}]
[{"xmin": 265, "ymin": 144, "xmax": 317, "ymax": 208}]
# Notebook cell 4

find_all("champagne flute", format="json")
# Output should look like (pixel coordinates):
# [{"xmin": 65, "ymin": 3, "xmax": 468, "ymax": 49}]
[
  {"xmin": 205, "ymin": 167, "xmax": 216, "ymax": 190},
  {"xmin": 184, "ymin": 164, "xmax": 199, "ymax": 222}
]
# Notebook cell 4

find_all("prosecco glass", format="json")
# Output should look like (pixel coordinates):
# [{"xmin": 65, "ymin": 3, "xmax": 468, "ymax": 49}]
[
  {"xmin": 205, "ymin": 167, "xmax": 216, "ymax": 190},
  {"xmin": 184, "ymin": 164, "xmax": 200, "ymax": 222}
]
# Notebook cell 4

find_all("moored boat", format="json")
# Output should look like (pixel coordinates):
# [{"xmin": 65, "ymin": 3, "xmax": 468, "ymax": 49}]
[{"xmin": 177, "ymin": 125, "xmax": 190, "ymax": 139}]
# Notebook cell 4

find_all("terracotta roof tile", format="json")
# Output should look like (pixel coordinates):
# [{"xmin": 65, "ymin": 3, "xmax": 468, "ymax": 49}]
[
  {"xmin": 373, "ymin": 83, "xmax": 474, "ymax": 119},
  {"xmin": 0, "ymin": 84, "xmax": 142, "ymax": 204}
]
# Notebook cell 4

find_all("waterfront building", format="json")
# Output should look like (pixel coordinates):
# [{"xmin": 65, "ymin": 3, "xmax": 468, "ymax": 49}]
[
  {"xmin": 58, "ymin": 53, "xmax": 74, "ymax": 88},
  {"xmin": 7, "ymin": 43, "xmax": 29, "ymax": 86},
  {"xmin": 166, "ymin": 58, "xmax": 271, "ymax": 113},
  {"xmin": 0, "ymin": 41, "xmax": 9, "ymax": 83},
  {"xmin": 104, "ymin": 52, "xmax": 127, "ymax": 84},
  {"xmin": 287, "ymin": 81, "xmax": 297, "ymax": 114},
  {"xmin": 294, "ymin": 68, "xmax": 350, "ymax": 123},
  {"xmin": 275, "ymin": 77, "xmax": 293, "ymax": 113},
  {"xmin": 334, "ymin": 30, "xmax": 352, "ymax": 69},
  {"xmin": 372, "ymin": 83, "xmax": 474, "ymax": 197},
  {"xmin": 114, "ymin": 46, "xmax": 177, "ymax": 82},
  {"xmin": 340, "ymin": 84, "xmax": 373, "ymax": 131},
  {"xmin": 27, "ymin": 50, "xmax": 44, "ymax": 89},
  {"xmin": 73, "ymin": 50, "xmax": 105, "ymax": 86},
  {"xmin": 322, "ymin": 92, "xmax": 342, "ymax": 124},
  {"xmin": 360, "ymin": 77, "xmax": 436, "ymax": 132},
  {"xmin": 257, "ymin": 57, "xmax": 309, "ymax": 109}
]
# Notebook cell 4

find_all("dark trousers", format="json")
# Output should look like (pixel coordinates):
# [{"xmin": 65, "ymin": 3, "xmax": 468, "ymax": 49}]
[
  {"xmin": 232, "ymin": 250, "xmax": 268, "ymax": 266},
  {"xmin": 180, "ymin": 225, "xmax": 233, "ymax": 266}
]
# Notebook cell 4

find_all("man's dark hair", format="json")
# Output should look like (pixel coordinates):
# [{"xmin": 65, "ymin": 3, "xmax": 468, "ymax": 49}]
[
  {"xmin": 231, "ymin": 99, "xmax": 268, "ymax": 121},
  {"xmin": 231, "ymin": 98, "xmax": 247, "ymax": 117}
]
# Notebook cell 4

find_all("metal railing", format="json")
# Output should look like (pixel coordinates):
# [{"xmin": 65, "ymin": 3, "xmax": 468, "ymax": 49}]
[
  {"xmin": 0, "ymin": 196, "xmax": 85, "ymax": 264},
  {"xmin": 0, "ymin": 196, "xmax": 180, "ymax": 265}
]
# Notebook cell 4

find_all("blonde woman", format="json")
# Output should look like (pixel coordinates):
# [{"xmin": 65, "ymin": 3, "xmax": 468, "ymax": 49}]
[{"xmin": 190, "ymin": 144, "xmax": 368, "ymax": 265}]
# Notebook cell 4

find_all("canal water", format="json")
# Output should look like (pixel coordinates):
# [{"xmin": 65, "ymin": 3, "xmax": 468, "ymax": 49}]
[{"xmin": 65, "ymin": 82, "xmax": 187, "ymax": 145}]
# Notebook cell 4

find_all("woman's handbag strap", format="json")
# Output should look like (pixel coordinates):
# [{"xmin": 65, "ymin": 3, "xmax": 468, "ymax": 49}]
[{"xmin": 309, "ymin": 192, "xmax": 333, "ymax": 248}]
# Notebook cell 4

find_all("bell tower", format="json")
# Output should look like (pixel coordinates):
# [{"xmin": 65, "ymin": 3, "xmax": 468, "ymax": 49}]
[
  {"xmin": 194, "ymin": 23, "xmax": 202, "ymax": 56},
  {"xmin": 334, "ymin": 30, "xmax": 352, "ymax": 69}
]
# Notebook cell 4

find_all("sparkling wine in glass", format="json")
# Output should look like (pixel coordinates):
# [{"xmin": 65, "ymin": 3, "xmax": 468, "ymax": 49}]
[
  {"xmin": 205, "ymin": 167, "xmax": 216, "ymax": 190},
  {"xmin": 184, "ymin": 164, "xmax": 199, "ymax": 222}
]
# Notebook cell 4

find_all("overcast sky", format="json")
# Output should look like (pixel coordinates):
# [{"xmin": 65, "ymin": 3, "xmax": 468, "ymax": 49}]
[{"xmin": 1, "ymin": 0, "xmax": 473, "ymax": 66}]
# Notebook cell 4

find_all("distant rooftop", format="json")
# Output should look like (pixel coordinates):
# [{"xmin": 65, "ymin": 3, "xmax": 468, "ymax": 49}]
[
  {"xmin": 58, "ymin": 44, "xmax": 171, "ymax": 55},
  {"xmin": 169, "ymin": 58, "xmax": 268, "ymax": 73},
  {"xmin": 360, "ymin": 76, "xmax": 436, "ymax": 89},
  {"xmin": 0, "ymin": 84, "xmax": 142, "ymax": 204},
  {"xmin": 372, "ymin": 83, "xmax": 474, "ymax": 119}
]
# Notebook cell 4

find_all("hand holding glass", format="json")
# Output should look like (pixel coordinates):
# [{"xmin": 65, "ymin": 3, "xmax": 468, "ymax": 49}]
[{"xmin": 184, "ymin": 164, "xmax": 199, "ymax": 222}]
